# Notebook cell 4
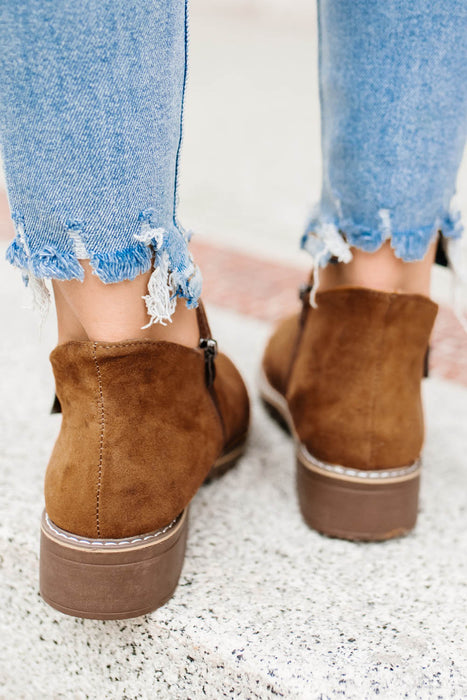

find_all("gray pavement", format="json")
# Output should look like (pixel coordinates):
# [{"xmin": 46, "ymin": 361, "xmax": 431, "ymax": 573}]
[
  {"xmin": 1, "ymin": 5, "xmax": 467, "ymax": 698},
  {"xmin": 1, "ymin": 245, "xmax": 467, "ymax": 698}
]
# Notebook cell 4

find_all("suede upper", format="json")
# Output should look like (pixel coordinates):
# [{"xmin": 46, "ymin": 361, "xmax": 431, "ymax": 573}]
[
  {"xmin": 46, "ymin": 336, "xmax": 249, "ymax": 539},
  {"xmin": 263, "ymin": 286, "xmax": 438, "ymax": 471}
]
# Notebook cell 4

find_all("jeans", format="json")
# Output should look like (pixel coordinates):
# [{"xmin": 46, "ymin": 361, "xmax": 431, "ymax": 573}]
[
  {"xmin": 303, "ymin": 0, "xmax": 467, "ymax": 272},
  {"xmin": 0, "ymin": 1, "xmax": 466, "ymax": 322},
  {"xmin": 0, "ymin": 0, "xmax": 199, "ymax": 323}
]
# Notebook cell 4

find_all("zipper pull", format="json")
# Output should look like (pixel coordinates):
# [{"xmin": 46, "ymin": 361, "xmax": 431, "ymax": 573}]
[{"xmin": 199, "ymin": 338, "xmax": 218, "ymax": 387}]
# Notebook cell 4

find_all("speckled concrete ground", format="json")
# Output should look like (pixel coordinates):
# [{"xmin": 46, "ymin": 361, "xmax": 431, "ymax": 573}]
[
  {"xmin": 1, "ymin": 250, "xmax": 467, "ymax": 699},
  {"xmin": 1, "ymin": 4, "xmax": 467, "ymax": 697}
]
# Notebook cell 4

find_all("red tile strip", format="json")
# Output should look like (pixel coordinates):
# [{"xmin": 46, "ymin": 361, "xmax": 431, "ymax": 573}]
[
  {"xmin": 190, "ymin": 238, "xmax": 467, "ymax": 387},
  {"xmin": 1, "ymin": 193, "xmax": 466, "ymax": 386}
]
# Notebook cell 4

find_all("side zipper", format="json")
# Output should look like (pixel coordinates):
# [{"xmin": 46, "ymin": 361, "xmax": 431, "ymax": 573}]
[{"xmin": 199, "ymin": 337, "xmax": 218, "ymax": 387}]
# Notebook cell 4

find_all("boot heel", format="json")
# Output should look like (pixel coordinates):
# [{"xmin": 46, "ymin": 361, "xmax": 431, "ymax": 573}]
[
  {"xmin": 40, "ymin": 509, "xmax": 188, "ymax": 620},
  {"xmin": 296, "ymin": 453, "xmax": 420, "ymax": 541}
]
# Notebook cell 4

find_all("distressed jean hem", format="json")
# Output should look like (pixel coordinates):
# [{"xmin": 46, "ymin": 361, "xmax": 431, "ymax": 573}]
[
  {"xmin": 300, "ymin": 201, "xmax": 464, "ymax": 308},
  {"xmin": 5, "ymin": 210, "xmax": 202, "ymax": 326},
  {"xmin": 301, "ymin": 203, "xmax": 463, "ymax": 267}
]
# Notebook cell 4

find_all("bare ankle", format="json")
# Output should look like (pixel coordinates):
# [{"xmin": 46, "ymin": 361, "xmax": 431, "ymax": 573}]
[
  {"xmin": 318, "ymin": 239, "xmax": 436, "ymax": 297},
  {"xmin": 53, "ymin": 262, "xmax": 200, "ymax": 347}
]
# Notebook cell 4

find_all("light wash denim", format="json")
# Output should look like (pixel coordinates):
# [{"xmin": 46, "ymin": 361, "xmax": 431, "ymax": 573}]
[
  {"xmin": 0, "ymin": 0, "xmax": 466, "ymax": 322},
  {"xmin": 0, "ymin": 0, "xmax": 199, "ymax": 323},
  {"xmin": 304, "ymin": 0, "xmax": 467, "ymax": 275}
]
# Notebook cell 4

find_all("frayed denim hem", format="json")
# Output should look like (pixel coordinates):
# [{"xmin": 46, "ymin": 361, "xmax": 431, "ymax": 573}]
[
  {"xmin": 88, "ymin": 244, "xmax": 153, "ymax": 284},
  {"xmin": 302, "ymin": 204, "xmax": 463, "ymax": 267},
  {"xmin": 301, "ymin": 202, "xmax": 464, "ymax": 307},
  {"xmin": 134, "ymin": 209, "xmax": 202, "ymax": 326},
  {"xmin": 5, "ymin": 209, "xmax": 202, "ymax": 326},
  {"xmin": 6, "ymin": 238, "xmax": 85, "ymax": 281}
]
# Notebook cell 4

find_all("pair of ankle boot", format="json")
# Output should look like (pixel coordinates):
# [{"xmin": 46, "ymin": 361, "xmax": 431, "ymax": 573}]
[{"xmin": 40, "ymin": 284, "xmax": 437, "ymax": 619}]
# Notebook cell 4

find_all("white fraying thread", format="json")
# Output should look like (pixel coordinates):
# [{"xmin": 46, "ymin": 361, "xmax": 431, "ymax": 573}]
[
  {"xmin": 378, "ymin": 208, "xmax": 392, "ymax": 241},
  {"xmin": 15, "ymin": 216, "xmax": 29, "ymax": 256},
  {"xmin": 28, "ymin": 275, "xmax": 51, "ymax": 320},
  {"xmin": 68, "ymin": 229, "xmax": 88, "ymax": 259},
  {"xmin": 134, "ymin": 224, "xmax": 165, "ymax": 250},
  {"xmin": 309, "ymin": 248, "xmax": 328, "ymax": 308},
  {"xmin": 15, "ymin": 217, "xmax": 51, "ymax": 322},
  {"xmin": 446, "ymin": 237, "xmax": 467, "ymax": 334},
  {"xmin": 438, "ymin": 195, "xmax": 467, "ymax": 334},
  {"xmin": 141, "ymin": 249, "xmax": 177, "ymax": 328},
  {"xmin": 134, "ymin": 225, "xmax": 177, "ymax": 327},
  {"xmin": 309, "ymin": 223, "xmax": 353, "ymax": 307}
]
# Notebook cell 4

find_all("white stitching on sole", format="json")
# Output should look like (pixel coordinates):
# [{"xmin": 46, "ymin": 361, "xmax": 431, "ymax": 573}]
[
  {"xmin": 298, "ymin": 444, "xmax": 420, "ymax": 480},
  {"xmin": 259, "ymin": 367, "xmax": 421, "ymax": 483},
  {"xmin": 44, "ymin": 512, "xmax": 178, "ymax": 547}
]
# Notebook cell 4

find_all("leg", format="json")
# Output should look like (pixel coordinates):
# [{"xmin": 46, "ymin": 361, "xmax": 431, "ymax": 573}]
[
  {"xmin": 0, "ymin": 0, "xmax": 250, "ymax": 618},
  {"xmin": 262, "ymin": 0, "xmax": 466, "ymax": 540},
  {"xmin": 319, "ymin": 238, "xmax": 436, "ymax": 297},
  {"xmin": 53, "ymin": 265, "xmax": 199, "ymax": 346},
  {"xmin": 0, "ymin": 0, "xmax": 200, "ymax": 343},
  {"xmin": 305, "ymin": 0, "xmax": 467, "ymax": 294}
]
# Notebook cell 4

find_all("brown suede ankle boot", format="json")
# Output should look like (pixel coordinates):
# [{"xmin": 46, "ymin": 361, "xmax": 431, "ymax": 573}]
[
  {"xmin": 40, "ymin": 303, "xmax": 249, "ymax": 619},
  {"xmin": 260, "ymin": 285, "xmax": 437, "ymax": 541}
]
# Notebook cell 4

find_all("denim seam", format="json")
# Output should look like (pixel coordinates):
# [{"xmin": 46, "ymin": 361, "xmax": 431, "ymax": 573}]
[
  {"xmin": 172, "ymin": 0, "xmax": 189, "ymax": 234},
  {"xmin": 316, "ymin": 0, "xmax": 326, "ymax": 203}
]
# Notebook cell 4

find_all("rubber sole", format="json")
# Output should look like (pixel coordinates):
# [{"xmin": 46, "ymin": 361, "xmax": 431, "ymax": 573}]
[
  {"xmin": 40, "ymin": 510, "xmax": 188, "ymax": 619},
  {"xmin": 40, "ymin": 439, "xmax": 246, "ymax": 619},
  {"xmin": 259, "ymin": 369, "xmax": 421, "ymax": 542},
  {"xmin": 204, "ymin": 439, "xmax": 247, "ymax": 483}
]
